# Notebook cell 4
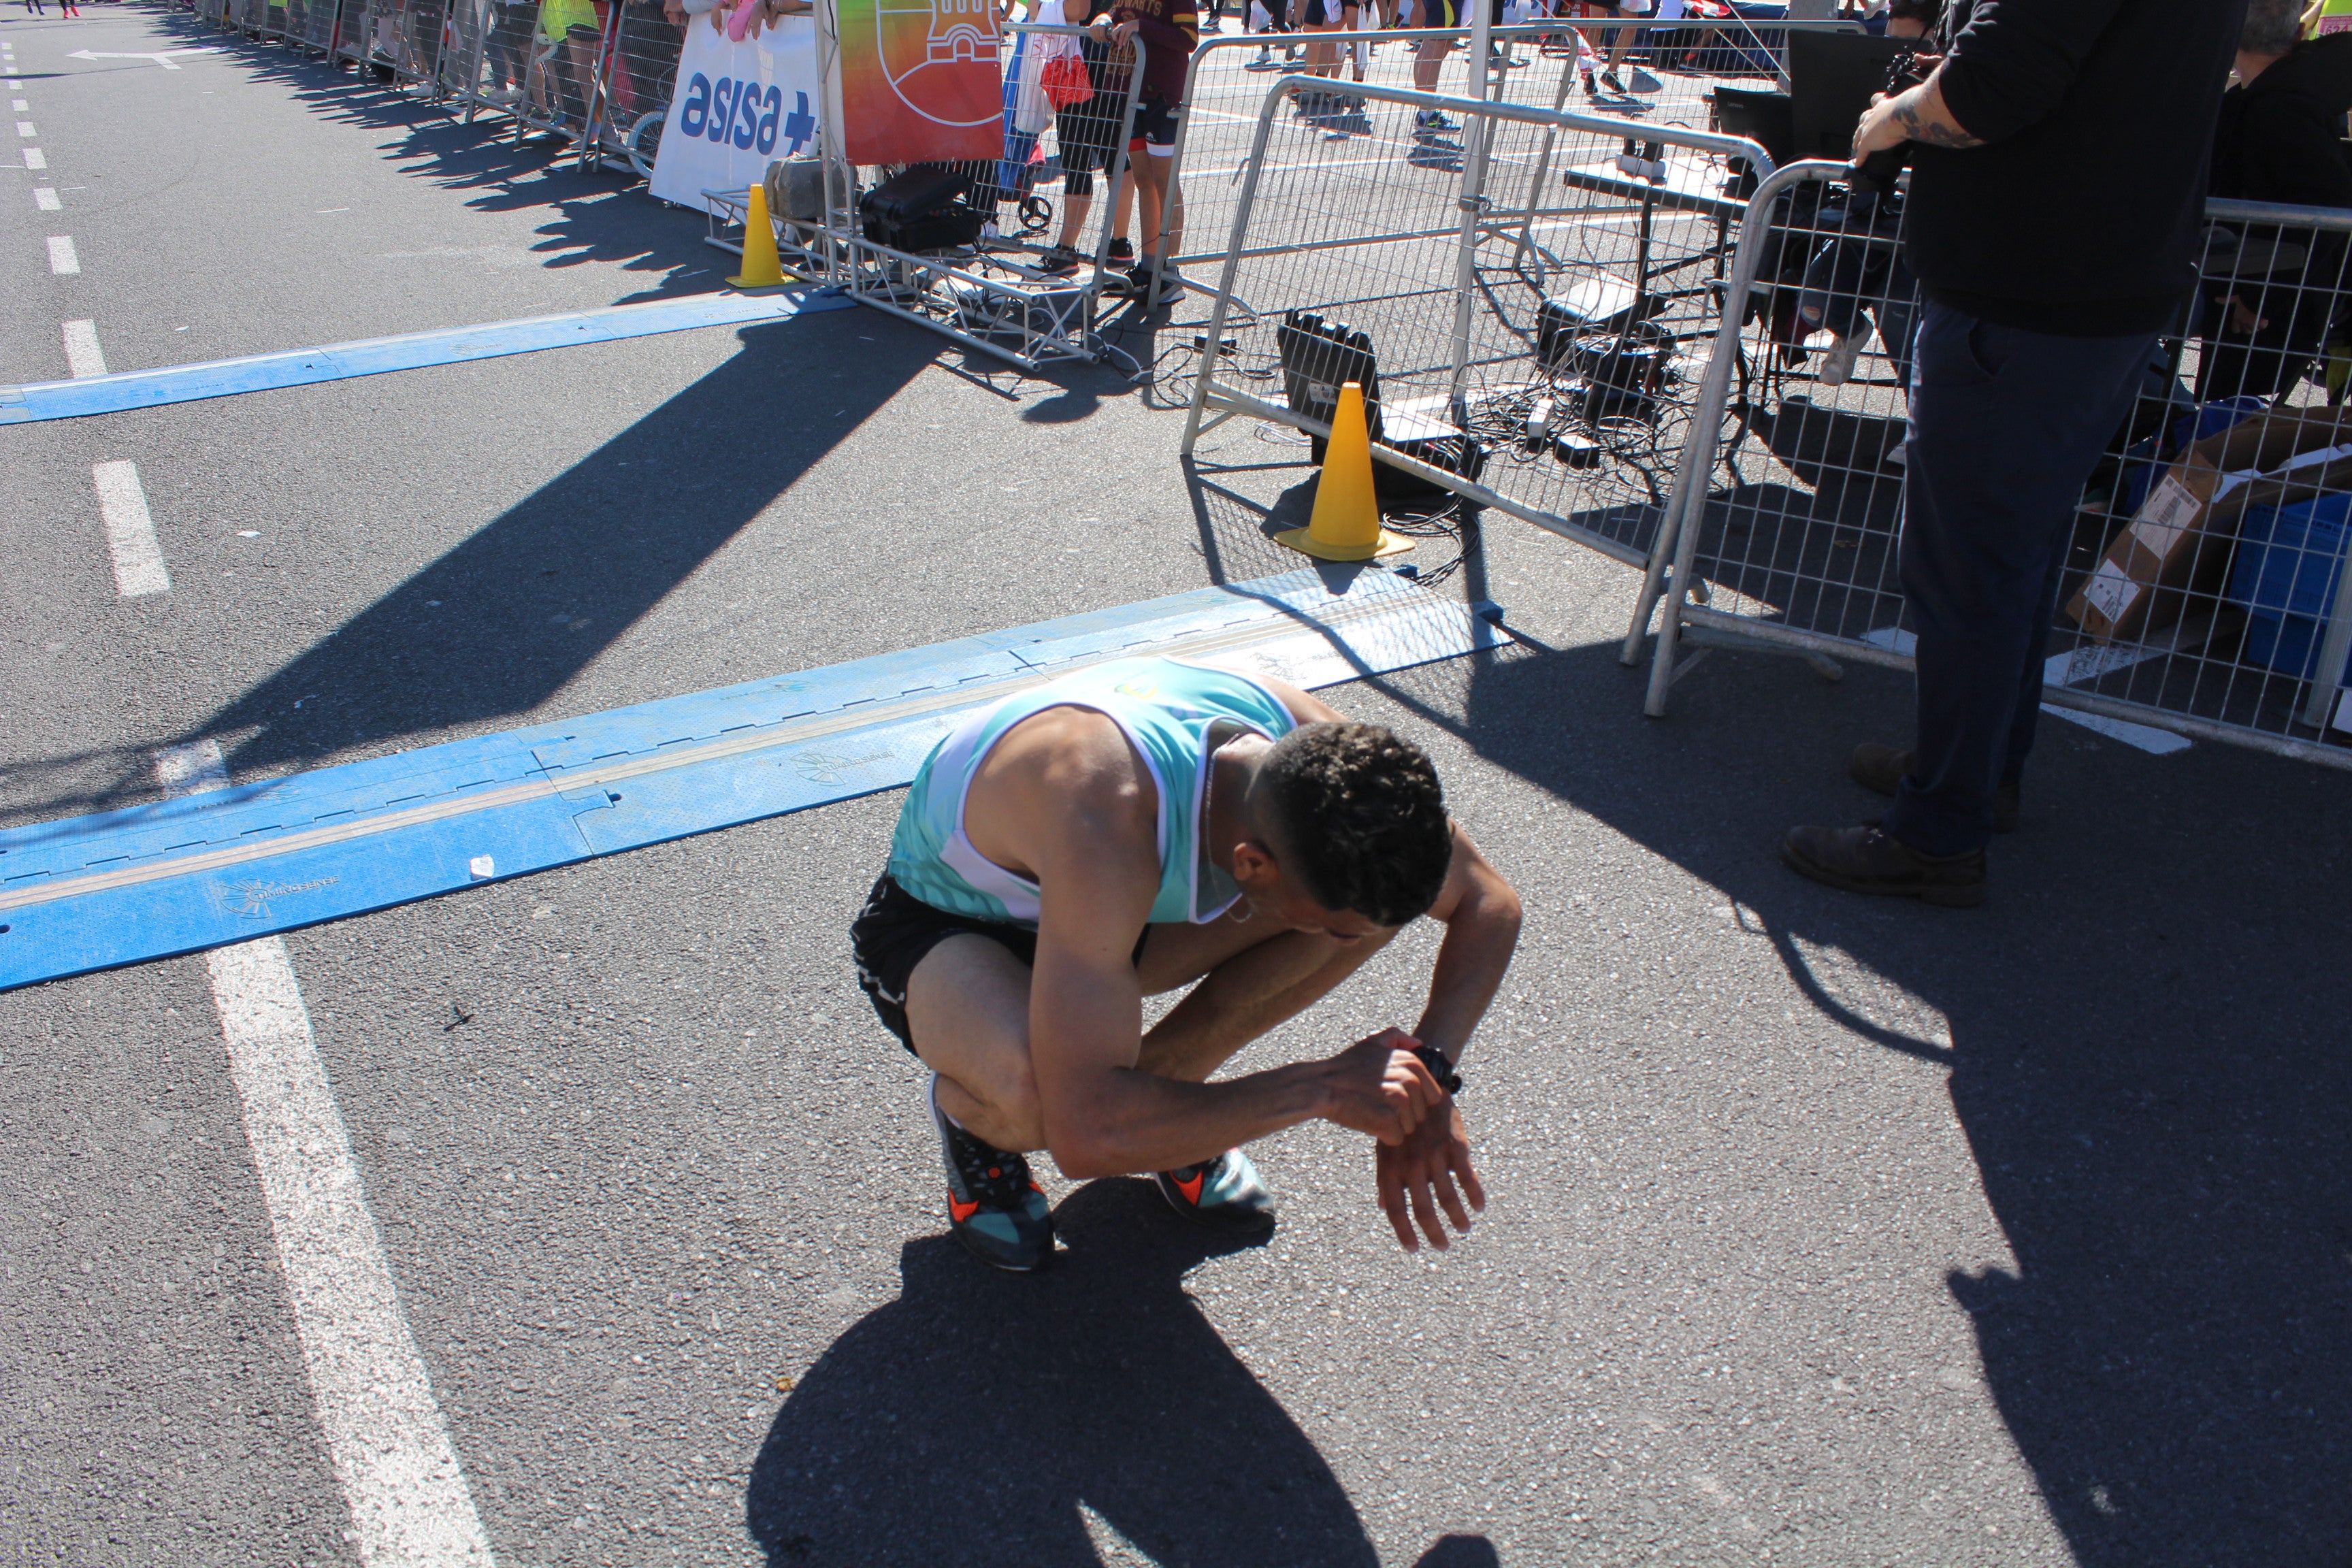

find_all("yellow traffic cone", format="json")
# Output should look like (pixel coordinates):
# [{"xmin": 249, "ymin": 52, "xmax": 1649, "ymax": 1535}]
[
  {"xmin": 1277, "ymin": 381, "xmax": 1410, "ymax": 561},
  {"xmin": 728, "ymin": 182, "xmax": 788, "ymax": 290}
]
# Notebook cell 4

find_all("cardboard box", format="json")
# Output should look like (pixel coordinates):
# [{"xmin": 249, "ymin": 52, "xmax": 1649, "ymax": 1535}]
[{"xmin": 2069, "ymin": 408, "xmax": 2352, "ymax": 643}]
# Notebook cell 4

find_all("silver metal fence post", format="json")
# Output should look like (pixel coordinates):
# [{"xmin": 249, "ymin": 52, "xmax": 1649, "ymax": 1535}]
[
  {"xmin": 1179, "ymin": 74, "xmax": 1288, "ymax": 458},
  {"xmin": 1443, "ymin": 0, "xmax": 1494, "ymax": 408},
  {"xmin": 1636, "ymin": 161, "xmax": 1814, "ymax": 711}
]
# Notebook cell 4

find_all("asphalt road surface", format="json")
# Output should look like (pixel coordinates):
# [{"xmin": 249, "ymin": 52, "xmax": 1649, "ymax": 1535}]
[{"xmin": 3, "ymin": 7, "xmax": 2349, "ymax": 1567}]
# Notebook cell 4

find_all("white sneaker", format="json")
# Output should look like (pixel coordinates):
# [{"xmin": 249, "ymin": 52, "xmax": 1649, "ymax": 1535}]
[{"xmin": 1816, "ymin": 334, "xmax": 1860, "ymax": 387}]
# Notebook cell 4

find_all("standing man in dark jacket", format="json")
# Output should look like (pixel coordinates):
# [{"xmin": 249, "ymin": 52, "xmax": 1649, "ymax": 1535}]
[{"xmin": 1780, "ymin": 0, "xmax": 2245, "ymax": 906}]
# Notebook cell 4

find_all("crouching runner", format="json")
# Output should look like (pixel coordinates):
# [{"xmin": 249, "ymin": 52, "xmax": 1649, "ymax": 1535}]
[{"xmin": 851, "ymin": 654, "xmax": 1522, "ymax": 1271}]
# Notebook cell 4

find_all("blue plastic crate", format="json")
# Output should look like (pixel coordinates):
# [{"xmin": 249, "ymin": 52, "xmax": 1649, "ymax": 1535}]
[{"xmin": 2229, "ymin": 491, "xmax": 2352, "ymax": 683}]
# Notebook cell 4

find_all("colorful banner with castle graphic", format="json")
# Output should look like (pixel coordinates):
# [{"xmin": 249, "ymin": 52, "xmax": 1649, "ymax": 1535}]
[{"xmin": 832, "ymin": 0, "xmax": 1004, "ymax": 164}]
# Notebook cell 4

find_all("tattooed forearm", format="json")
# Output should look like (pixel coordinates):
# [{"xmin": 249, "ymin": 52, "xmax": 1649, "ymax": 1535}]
[{"xmin": 1893, "ymin": 84, "xmax": 1984, "ymax": 148}]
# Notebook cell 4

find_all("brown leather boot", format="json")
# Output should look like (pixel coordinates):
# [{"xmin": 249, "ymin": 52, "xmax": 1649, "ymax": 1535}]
[
  {"xmin": 1848, "ymin": 742, "xmax": 2020, "ymax": 834},
  {"xmin": 1780, "ymin": 824, "xmax": 1987, "ymax": 908}
]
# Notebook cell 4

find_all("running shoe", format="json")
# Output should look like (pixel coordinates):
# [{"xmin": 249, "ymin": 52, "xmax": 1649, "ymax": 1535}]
[
  {"xmin": 1035, "ymin": 244, "xmax": 1084, "ymax": 276},
  {"xmin": 1414, "ymin": 108, "xmax": 1459, "ymax": 135},
  {"xmin": 1153, "ymin": 1150, "xmax": 1277, "ymax": 1232},
  {"xmin": 1581, "ymin": 69, "xmax": 1597, "ymax": 97},
  {"xmin": 929, "ymin": 1077, "xmax": 1054, "ymax": 1272},
  {"xmin": 1107, "ymin": 237, "xmax": 1136, "ymax": 265},
  {"xmin": 1599, "ymin": 67, "xmax": 1624, "ymax": 93}
]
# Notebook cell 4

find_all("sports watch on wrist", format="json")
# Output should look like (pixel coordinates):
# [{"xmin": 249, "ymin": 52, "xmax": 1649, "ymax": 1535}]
[{"xmin": 1411, "ymin": 1043, "xmax": 1463, "ymax": 1096}]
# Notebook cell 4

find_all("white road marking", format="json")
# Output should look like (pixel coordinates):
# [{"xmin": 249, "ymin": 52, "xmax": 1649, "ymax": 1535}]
[
  {"xmin": 10, "ymin": 99, "xmax": 27, "ymax": 112},
  {"xmin": 24, "ymin": 148, "xmax": 46, "ymax": 169},
  {"xmin": 63, "ymin": 318, "xmax": 105, "ymax": 378},
  {"xmin": 171, "ymin": 749, "xmax": 497, "ymax": 1568},
  {"xmin": 93, "ymin": 459, "xmax": 170, "ymax": 598},
  {"xmin": 154, "ymin": 738, "xmax": 231, "ymax": 796},
  {"xmin": 35, "ymin": 186, "xmax": 59, "ymax": 210},
  {"xmin": 48, "ymin": 235, "xmax": 80, "ymax": 274},
  {"xmin": 67, "ymin": 48, "xmax": 219, "ymax": 69},
  {"xmin": 16, "ymin": 121, "xmax": 35, "ymax": 138}
]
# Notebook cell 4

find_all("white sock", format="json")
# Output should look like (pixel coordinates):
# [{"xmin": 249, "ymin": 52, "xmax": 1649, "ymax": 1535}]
[{"xmin": 928, "ymin": 1073, "xmax": 969, "ymax": 1132}]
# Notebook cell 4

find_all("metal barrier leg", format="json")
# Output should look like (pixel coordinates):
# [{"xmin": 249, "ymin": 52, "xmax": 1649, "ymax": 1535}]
[{"xmin": 1180, "ymin": 78, "xmax": 1286, "ymax": 458}]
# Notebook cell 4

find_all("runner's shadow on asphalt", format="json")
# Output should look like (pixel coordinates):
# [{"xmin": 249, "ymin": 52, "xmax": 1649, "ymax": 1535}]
[
  {"xmin": 745, "ymin": 1179, "xmax": 1396, "ymax": 1567},
  {"xmin": 1360, "ymin": 638, "xmax": 2352, "ymax": 1568}
]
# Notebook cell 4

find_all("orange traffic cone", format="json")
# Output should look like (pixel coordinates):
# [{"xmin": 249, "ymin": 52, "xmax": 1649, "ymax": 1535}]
[
  {"xmin": 1277, "ymin": 381, "xmax": 1409, "ymax": 561},
  {"xmin": 729, "ymin": 182, "xmax": 788, "ymax": 290}
]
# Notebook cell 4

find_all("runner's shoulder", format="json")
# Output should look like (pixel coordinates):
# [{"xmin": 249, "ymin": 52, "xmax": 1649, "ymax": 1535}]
[{"xmin": 975, "ymin": 706, "xmax": 1160, "ymax": 856}]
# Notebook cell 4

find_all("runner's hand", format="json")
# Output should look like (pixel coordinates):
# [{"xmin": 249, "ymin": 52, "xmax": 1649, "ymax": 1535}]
[
  {"xmin": 1318, "ymin": 1027, "xmax": 1443, "ymax": 1144},
  {"xmin": 1375, "ymin": 1100, "xmax": 1484, "ymax": 1252}
]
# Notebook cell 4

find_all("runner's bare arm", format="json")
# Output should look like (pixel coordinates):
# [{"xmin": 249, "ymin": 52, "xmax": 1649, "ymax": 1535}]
[
  {"xmin": 1248, "ymin": 674, "xmax": 1522, "ymax": 1253},
  {"xmin": 1371, "ymin": 823, "xmax": 1516, "ymax": 1252},
  {"xmin": 1018, "ymin": 741, "xmax": 1443, "ymax": 1179}
]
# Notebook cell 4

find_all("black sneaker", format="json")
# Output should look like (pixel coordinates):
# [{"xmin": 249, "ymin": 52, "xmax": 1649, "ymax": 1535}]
[
  {"xmin": 1848, "ymin": 742, "xmax": 2020, "ymax": 834},
  {"xmin": 1779, "ymin": 824, "xmax": 1987, "ymax": 908},
  {"xmin": 1152, "ymin": 1150, "xmax": 1276, "ymax": 1232},
  {"xmin": 1034, "ymin": 244, "xmax": 1083, "ymax": 277},
  {"xmin": 1124, "ymin": 262, "xmax": 1183, "ymax": 299},
  {"xmin": 1107, "ymin": 237, "xmax": 1135, "ymax": 265},
  {"xmin": 929, "ymin": 1078, "xmax": 1054, "ymax": 1271},
  {"xmin": 1600, "ymin": 67, "xmax": 1624, "ymax": 93}
]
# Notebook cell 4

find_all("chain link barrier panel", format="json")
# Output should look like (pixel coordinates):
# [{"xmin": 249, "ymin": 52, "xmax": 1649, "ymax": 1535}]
[
  {"xmin": 1634, "ymin": 161, "xmax": 2352, "ymax": 769},
  {"xmin": 1179, "ymin": 76, "xmax": 1768, "ymax": 572}
]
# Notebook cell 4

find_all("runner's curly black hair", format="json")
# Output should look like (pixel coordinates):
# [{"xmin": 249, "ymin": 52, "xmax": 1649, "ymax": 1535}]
[{"xmin": 1256, "ymin": 721, "xmax": 1451, "ymax": 928}]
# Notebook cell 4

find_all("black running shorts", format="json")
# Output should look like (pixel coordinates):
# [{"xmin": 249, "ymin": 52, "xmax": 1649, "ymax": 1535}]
[{"xmin": 851, "ymin": 872, "xmax": 1147, "ymax": 1054}]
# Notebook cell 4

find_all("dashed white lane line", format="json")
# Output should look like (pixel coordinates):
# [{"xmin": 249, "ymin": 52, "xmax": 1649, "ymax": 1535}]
[
  {"xmin": 93, "ymin": 459, "xmax": 170, "ymax": 598},
  {"xmin": 48, "ymin": 235, "xmax": 79, "ymax": 275},
  {"xmin": 10, "ymin": 99, "xmax": 27, "ymax": 112},
  {"xmin": 161, "ymin": 745, "xmax": 500, "ymax": 1568},
  {"xmin": 14, "ymin": 121, "xmax": 32, "ymax": 139},
  {"xmin": 23, "ymin": 148, "xmax": 46, "ymax": 170},
  {"xmin": 63, "ymin": 318, "xmax": 105, "ymax": 378},
  {"xmin": 35, "ymin": 186, "xmax": 59, "ymax": 210}
]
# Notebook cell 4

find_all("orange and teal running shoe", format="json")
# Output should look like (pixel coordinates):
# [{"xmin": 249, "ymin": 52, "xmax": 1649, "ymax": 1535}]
[
  {"xmin": 1153, "ymin": 1149, "xmax": 1277, "ymax": 1232},
  {"xmin": 929, "ymin": 1077, "xmax": 1055, "ymax": 1271}
]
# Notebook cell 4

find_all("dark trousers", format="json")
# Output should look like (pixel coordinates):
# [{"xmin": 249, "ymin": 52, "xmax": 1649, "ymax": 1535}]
[{"xmin": 1882, "ymin": 301, "xmax": 2157, "ymax": 858}]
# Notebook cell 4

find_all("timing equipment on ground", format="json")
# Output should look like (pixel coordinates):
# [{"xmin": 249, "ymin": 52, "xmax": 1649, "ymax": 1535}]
[
  {"xmin": 1535, "ymin": 273, "xmax": 1646, "ymax": 365},
  {"xmin": 1274, "ymin": 311, "xmax": 1488, "ymax": 502}
]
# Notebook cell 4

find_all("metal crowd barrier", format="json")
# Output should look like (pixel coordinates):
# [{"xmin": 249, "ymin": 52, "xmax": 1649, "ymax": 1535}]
[
  {"xmin": 1180, "ymin": 77, "xmax": 1769, "ymax": 573},
  {"xmin": 575, "ymin": 0, "xmax": 685, "ymax": 176},
  {"xmin": 1158, "ymin": 16, "xmax": 1853, "ymax": 287},
  {"xmin": 1634, "ymin": 162, "xmax": 2352, "ymax": 769}
]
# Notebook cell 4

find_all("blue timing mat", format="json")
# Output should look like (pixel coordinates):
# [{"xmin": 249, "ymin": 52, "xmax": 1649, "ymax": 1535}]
[
  {"xmin": 0, "ymin": 287, "xmax": 854, "ymax": 424},
  {"xmin": 0, "ymin": 568, "xmax": 1503, "ymax": 991}
]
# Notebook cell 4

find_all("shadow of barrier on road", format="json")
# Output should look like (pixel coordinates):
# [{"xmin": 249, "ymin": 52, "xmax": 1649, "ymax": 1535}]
[
  {"xmin": 745, "ymin": 1179, "xmax": 1497, "ymax": 1567},
  {"xmin": 1343, "ymin": 634, "xmax": 2352, "ymax": 1567}
]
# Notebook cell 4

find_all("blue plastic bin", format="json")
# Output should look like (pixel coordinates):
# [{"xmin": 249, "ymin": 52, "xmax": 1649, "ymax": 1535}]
[{"xmin": 2228, "ymin": 491, "xmax": 2352, "ymax": 683}]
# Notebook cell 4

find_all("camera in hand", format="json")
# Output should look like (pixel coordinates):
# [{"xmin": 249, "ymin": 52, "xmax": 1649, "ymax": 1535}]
[{"xmin": 1850, "ymin": 46, "xmax": 1933, "ymax": 196}]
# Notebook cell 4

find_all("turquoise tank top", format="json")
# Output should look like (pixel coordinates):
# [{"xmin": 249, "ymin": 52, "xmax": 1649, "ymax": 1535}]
[{"xmin": 888, "ymin": 656, "xmax": 1296, "ymax": 929}]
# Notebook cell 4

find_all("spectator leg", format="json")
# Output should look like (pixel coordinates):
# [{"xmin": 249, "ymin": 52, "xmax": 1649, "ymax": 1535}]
[{"xmin": 1883, "ymin": 304, "xmax": 2155, "ymax": 857}]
